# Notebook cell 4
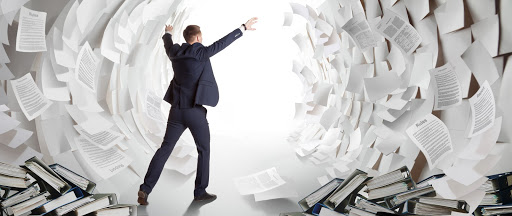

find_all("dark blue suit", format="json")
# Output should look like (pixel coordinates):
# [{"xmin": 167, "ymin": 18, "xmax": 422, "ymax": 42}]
[{"xmin": 140, "ymin": 28, "xmax": 243, "ymax": 198}]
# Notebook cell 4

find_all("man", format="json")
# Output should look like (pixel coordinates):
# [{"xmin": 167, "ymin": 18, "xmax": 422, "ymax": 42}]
[{"xmin": 138, "ymin": 17, "xmax": 258, "ymax": 205}]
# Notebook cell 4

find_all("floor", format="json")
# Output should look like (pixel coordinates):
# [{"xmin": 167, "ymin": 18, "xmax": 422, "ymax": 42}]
[{"xmin": 116, "ymin": 130, "xmax": 326, "ymax": 216}]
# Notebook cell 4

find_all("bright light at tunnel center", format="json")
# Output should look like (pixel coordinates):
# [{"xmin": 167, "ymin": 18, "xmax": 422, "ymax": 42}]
[{"xmin": 168, "ymin": 0, "xmax": 304, "ymax": 136}]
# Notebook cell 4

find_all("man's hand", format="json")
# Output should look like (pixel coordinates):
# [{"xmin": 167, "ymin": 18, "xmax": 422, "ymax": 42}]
[
  {"xmin": 244, "ymin": 17, "xmax": 258, "ymax": 31},
  {"xmin": 165, "ymin": 24, "xmax": 173, "ymax": 33}
]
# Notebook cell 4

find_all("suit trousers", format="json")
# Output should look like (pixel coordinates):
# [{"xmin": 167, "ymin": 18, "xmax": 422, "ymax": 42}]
[{"xmin": 140, "ymin": 104, "xmax": 210, "ymax": 197}]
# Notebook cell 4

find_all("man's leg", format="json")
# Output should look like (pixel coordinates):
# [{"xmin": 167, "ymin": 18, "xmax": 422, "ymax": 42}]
[
  {"xmin": 186, "ymin": 106, "xmax": 211, "ymax": 198},
  {"xmin": 140, "ymin": 109, "xmax": 186, "ymax": 195}
]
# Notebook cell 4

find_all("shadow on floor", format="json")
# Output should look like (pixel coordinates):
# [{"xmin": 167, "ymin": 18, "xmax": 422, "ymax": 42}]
[{"xmin": 183, "ymin": 199, "xmax": 217, "ymax": 216}]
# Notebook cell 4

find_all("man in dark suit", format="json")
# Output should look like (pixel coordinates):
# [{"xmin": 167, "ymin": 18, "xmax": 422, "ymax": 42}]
[{"xmin": 138, "ymin": 17, "xmax": 258, "ymax": 205}]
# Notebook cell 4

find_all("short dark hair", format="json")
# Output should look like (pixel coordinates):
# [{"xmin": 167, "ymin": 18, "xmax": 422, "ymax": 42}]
[{"xmin": 183, "ymin": 25, "xmax": 201, "ymax": 43}]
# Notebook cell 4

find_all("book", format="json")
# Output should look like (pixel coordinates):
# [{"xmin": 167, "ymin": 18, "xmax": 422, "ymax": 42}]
[
  {"xmin": 90, "ymin": 204, "xmax": 137, "ymax": 216},
  {"xmin": 364, "ymin": 166, "xmax": 410, "ymax": 190},
  {"xmin": 413, "ymin": 197, "xmax": 470, "ymax": 213},
  {"xmin": 53, "ymin": 193, "xmax": 117, "ymax": 216},
  {"xmin": 49, "ymin": 164, "xmax": 95, "ymax": 194},
  {"xmin": 0, "ymin": 162, "xmax": 28, "ymax": 179},
  {"xmin": 1, "ymin": 183, "xmax": 40, "ymax": 208},
  {"xmin": 0, "ymin": 174, "xmax": 29, "ymax": 189},
  {"xmin": 24, "ymin": 157, "xmax": 71, "ymax": 195},
  {"xmin": 479, "ymin": 172, "xmax": 512, "ymax": 192},
  {"xmin": 384, "ymin": 185, "xmax": 435, "ymax": 208},
  {"xmin": 324, "ymin": 170, "xmax": 371, "ymax": 211},
  {"xmin": 32, "ymin": 187, "xmax": 84, "ymax": 215},
  {"xmin": 298, "ymin": 178, "xmax": 344, "ymax": 213},
  {"xmin": 367, "ymin": 178, "xmax": 415, "ymax": 200},
  {"xmin": 4, "ymin": 192, "xmax": 50, "ymax": 216}
]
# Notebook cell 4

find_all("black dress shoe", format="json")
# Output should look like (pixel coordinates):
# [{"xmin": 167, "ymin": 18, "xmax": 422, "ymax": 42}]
[
  {"xmin": 137, "ymin": 190, "xmax": 149, "ymax": 205},
  {"xmin": 193, "ymin": 192, "xmax": 217, "ymax": 202}
]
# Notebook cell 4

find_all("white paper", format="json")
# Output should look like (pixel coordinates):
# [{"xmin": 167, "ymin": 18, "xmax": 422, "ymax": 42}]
[
  {"xmin": 404, "ymin": 0, "xmax": 429, "ymax": 22},
  {"xmin": 0, "ymin": 127, "xmax": 33, "ymax": 148},
  {"xmin": 461, "ymin": 41, "xmax": 499, "ymax": 86},
  {"xmin": 75, "ymin": 42, "xmax": 99, "ymax": 92},
  {"xmin": 430, "ymin": 63, "xmax": 462, "ymax": 110},
  {"xmin": 471, "ymin": 14, "xmax": 499, "ymax": 57},
  {"xmin": 76, "ymin": 0, "xmax": 106, "ymax": 33},
  {"xmin": 283, "ymin": 12, "xmax": 293, "ymax": 26},
  {"xmin": 16, "ymin": 7, "xmax": 47, "ymax": 52},
  {"xmin": 376, "ymin": 9, "xmax": 421, "ymax": 55},
  {"xmin": 75, "ymin": 136, "xmax": 132, "ymax": 179},
  {"xmin": 0, "ymin": 112, "xmax": 20, "ymax": 134},
  {"xmin": 342, "ymin": 13, "xmax": 377, "ymax": 51},
  {"xmin": 430, "ymin": 176, "xmax": 487, "ymax": 199},
  {"xmin": 10, "ymin": 73, "xmax": 52, "ymax": 121},
  {"xmin": 406, "ymin": 114, "xmax": 453, "ymax": 169},
  {"xmin": 74, "ymin": 125, "xmax": 125, "ymax": 150},
  {"xmin": 234, "ymin": 167, "xmax": 286, "ymax": 195},
  {"xmin": 434, "ymin": 0, "xmax": 464, "ymax": 34},
  {"xmin": 459, "ymin": 117, "xmax": 501, "ymax": 160},
  {"xmin": 363, "ymin": 72, "xmax": 401, "ymax": 102},
  {"xmin": 409, "ymin": 52, "xmax": 432, "ymax": 89},
  {"xmin": 465, "ymin": 0, "xmax": 495, "ymax": 22},
  {"xmin": 499, "ymin": 0, "xmax": 512, "ymax": 55},
  {"xmin": 468, "ymin": 81, "xmax": 495, "ymax": 137}
]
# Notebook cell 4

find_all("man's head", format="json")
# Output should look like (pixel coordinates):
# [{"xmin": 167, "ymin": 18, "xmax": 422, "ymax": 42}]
[{"xmin": 183, "ymin": 25, "xmax": 202, "ymax": 44}]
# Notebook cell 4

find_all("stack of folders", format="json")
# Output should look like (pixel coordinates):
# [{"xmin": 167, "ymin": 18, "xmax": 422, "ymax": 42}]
[
  {"xmin": 473, "ymin": 173, "xmax": 512, "ymax": 216},
  {"xmin": 383, "ymin": 185, "xmax": 436, "ymax": 209},
  {"xmin": 1, "ymin": 183, "xmax": 41, "ymax": 210},
  {"xmin": 24, "ymin": 157, "xmax": 71, "ymax": 195},
  {"xmin": 323, "ymin": 170, "xmax": 371, "ymax": 212},
  {"xmin": 364, "ymin": 166, "xmax": 415, "ymax": 201},
  {"xmin": 298, "ymin": 178, "xmax": 344, "ymax": 213},
  {"xmin": 49, "ymin": 165, "xmax": 95, "ymax": 195},
  {"xmin": 405, "ymin": 197, "xmax": 470, "ymax": 215},
  {"xmin": 0, "ymin": 162, "xmax": 31, "ymax": 190},
  {"xmin": 279, "ymin": 212, "xmax": 314, "ymax": 216}
]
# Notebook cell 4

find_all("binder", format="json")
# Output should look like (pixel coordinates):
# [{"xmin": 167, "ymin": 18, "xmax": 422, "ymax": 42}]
[
  {"xmin": 404, "ymin": 199, "xmax": 469, "ymax": 215},
  {"xmin": 31, "ymin": 187, "xmax": 84, "ymax": 215},
  {"xmin": 355, "ymin": 197, "xmax": 397, "ymax": 214},
  {"xmin": 481, "ymin": 186, "xmax": 512, "ymax": 205},
  {"xmin": 365, "ymin": 166, "xmax": 411, "ymax": 190},
  {"xmin": 89, "ymin": 204, "xmax": 137, "ymax": 216},
  {"xmin": 23, "ymin": 157, "xmax": 72, "ymax": 197},
  {"xmin": 415, "ymin": 174, "xmax": 444, "ymax": 188},
  {"xmin": 411, "ymin": 197, "xmax": 470, "ymax": 213},
  {"xmin": 4, "ymin": 192, "xmax": 50, "ymax": 216},
  {"xmin": 49, "ymin": 164, "xmax": 95, "ymax": 195},
  {"xmin": 478, "ymin": 204, "xmax": 512, "ymax": 216},
  {"xmin": 50, "ymin": 193, "xmax": 118, "ymax": 216},
  {"xmin": 383, "ymin": 185, "xmax": 436, "ymax": 209},
  {"xmin": 481, "ymin": 172, "xmax": 512, "ymax": 192},
  {"xmin": 298, "ymin": 178, "xmax": 344, "ymax": 214},
  {"xmin": 312, "ymin": 203, "xmax": 346, "ymax": 215},
  {"xmin": 323, "ymin": 170, "xmax": 371, "ymax": 213},
  {"xmin": 0, "ymin": 182, "xmax": 41, "ymax": 209},
  {"xmin": 367, "ymin": 178, "xmax": 415, "ymax": 201},
  {"xmin": 345, "ymin": 205, "xmax": 377, "ymax": 216},
  {"xmin": 0, "ymin": 186, "xmax": 10, "ymax": 201}
]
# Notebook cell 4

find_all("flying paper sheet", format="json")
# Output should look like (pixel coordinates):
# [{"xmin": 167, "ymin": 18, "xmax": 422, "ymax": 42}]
[
  {"xmin": 430, "ymin": 63, "xmax": 462, "ymax": 110},
  {"xmin": 16, "ymin": 7, "xmax": 47, "ymax": 52},
  {"xmin": 376, "ymin": 9, "xmax": 421, "ymax": 55},
  {"xmin": 74, "ymin": 125, "xmax": 125, "ymax": 150},
  {"xmin": 406, "ymin": 114, "xmax": 453, "ymax": 169},
  {"xmin": 0, "ymin": 112, "xmax": 20, "ymax": 134},
  {"xmin": 75, "ymin": 136, "xmax": 132, "ymax": 179},
  {"xmin": 342, "ymin": 13, "xmax": 377, "ymax": 51},
  {"xmin": 253, "ymin": 182, "xmax": 298, "ymax": 202},
  {"xmin": 10, "ymin": 73, "xmax": 53, "ymax": 121},
  {"xmin": 0, "ymin": 127, "xmax": 33, "ymax": 148},
  {"xmin": 468, "ymin": 81, "xmax": 495, "ymax": 137},
  {"xmin": 234, "ymin": 167, "xmax": 286, "ymax": 195},
  {"xmin": 433, "ymin": 0, "xmax": 464, "ymax": 35},
  {"xmin": 75, "ymin": 41, "xmax": 99, "ymax": 92},
  {"xmin": 461, "ymin": 40, "xmax": 499, "ymax": 86},
  {"xmin": 144, "ymin": 91, "xmax": 165, "ymax": 122}
]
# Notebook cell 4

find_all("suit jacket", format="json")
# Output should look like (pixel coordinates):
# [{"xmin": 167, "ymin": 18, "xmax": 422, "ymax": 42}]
[{"xmin": 162, "ymin": 28, "xmax": 243, "ymax": 108}]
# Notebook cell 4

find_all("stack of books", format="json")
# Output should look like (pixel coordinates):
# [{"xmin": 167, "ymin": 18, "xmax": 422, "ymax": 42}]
[{"xmin": 0, "ymin": 157, "xmax": 136, "ymax": 216}]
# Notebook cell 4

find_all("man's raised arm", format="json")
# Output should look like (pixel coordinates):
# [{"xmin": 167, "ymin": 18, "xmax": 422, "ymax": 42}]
[
  {"xmin": 163, "ymin": 24, "xmax": 179, "ymax": 58},
  {"xmin": 203, "ymin": 17, "xmax": 258, "ymax": 58}
]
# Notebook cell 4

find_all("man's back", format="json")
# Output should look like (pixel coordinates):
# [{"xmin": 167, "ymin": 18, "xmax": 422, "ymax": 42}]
[{"xmin": 162, "ymin": 28, "xmax": 243, "ymax": 108}]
